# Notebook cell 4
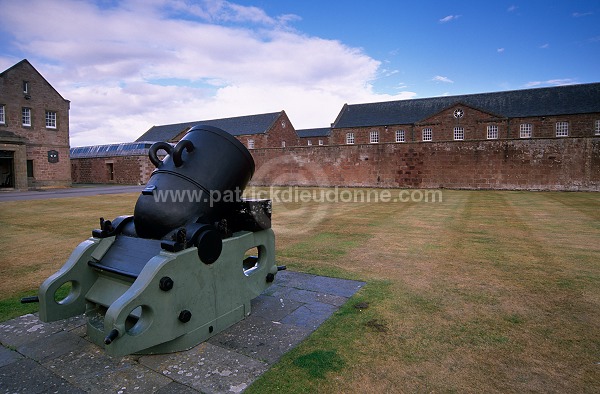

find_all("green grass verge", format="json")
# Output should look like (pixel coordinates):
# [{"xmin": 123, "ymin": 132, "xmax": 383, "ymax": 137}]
[
  {"xmin": 0, "ymin": 284, "xmax": 72, "ymax": 322},
  {"xmin": 245, "ymin": 280, "xmax": 392, "ymax": 393}
]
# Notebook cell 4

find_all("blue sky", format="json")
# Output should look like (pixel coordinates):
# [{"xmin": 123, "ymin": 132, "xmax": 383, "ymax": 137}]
[{"xmin": 1, "ymin": 0, "xmax": 598, "ymax": 146}]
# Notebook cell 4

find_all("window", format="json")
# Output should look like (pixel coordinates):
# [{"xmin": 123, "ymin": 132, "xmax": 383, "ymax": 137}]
[
  {"xmin": 22, "ymin": 108, "xmax": 31, "ymax": 126},
  {"xmin": 454, "ymin": 127, "xmax": 464, "ymax": 141},
  {"xmin": 45, "ymin": 111, "xmax": 57, "ymax": 129},
  {"xmin": 281, "ymin": 141, "xmax": 286, "ymax": 148},
  {"xmin": 520, "ymin": 123, "xmax": 532, "ymax": 138},
  {"xmin": 247, "ymin": 139, "xmax": 254, "ymax": 149},
  {"xmin": 23, "ymin": 81, "xmax": 29, "ymax": 94},
  {"xmin": 0, "ymin": 105, "xmax": 4, "ymax": 124},
  {"xmin": 346, "ymin": 132, "xmax": 355, "ymax": 144},
  {"xmin": 318, "ymin": 139, "xmax": 323, "ymax": 145},
  {"xmin": 556, "ymin": 121, "xmax": 569, "ymax": 137},
  {"xmin": 422, "ymin": 128, "xmax": 432, "ymax": 142},
  {"xmin": 487, "ymin": 125, "xmax": 498, "ymax": 139},
  {"xmin": 595, "ymin": 120, "xmax": 600, "ymax": 135},
  {"xmin": 307, "ymin": 140, "xmax": 312, "ymax": 146},
  {"xmin": 370, "ymin": 131, "xmax": 379, "ymax": 143},
  {"xmin": 27, "ymin": 160, "xmax": 34, "ymax": 177},
  {"xmin": 395, "ymin": 130, "xmax": 405, "ymax": 143}
]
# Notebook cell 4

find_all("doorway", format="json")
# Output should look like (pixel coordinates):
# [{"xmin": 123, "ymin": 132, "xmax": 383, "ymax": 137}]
[
  {"xmin": 0, "ymin": 151, "xmax": 14, "ymax": 188},
  {"xmin": 106, "ymin": 162, "xmax": 114, "ymax": 181}
]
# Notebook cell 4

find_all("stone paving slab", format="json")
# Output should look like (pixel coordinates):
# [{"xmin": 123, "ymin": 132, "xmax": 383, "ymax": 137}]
[{"xmin": 0, "ymin": 271, "xmax": 364, "ymax": 393}]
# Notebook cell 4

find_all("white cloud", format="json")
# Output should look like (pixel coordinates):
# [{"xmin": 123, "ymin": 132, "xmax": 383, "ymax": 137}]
[
  {"xmin": 432, "ymin": 75, "xmax": 454, "ymax": 83},
  {"xmin": 524, "ymin": 79, "xmax": 576, "ymax": 88},
  {"xmin": 0, "ymin": 0, "xmax": 414, "ymax": 146},
  {"xmin": 439, "ymin": 15, "xmax": 461, "ymax": 23},
  {"xmin": 507, "ymin": 5, "xmax": 518, "ymax": 12},
  {"xmin": 572, "ymin": 12, "xmax": 593, "ymax": 18},
  {"xmin": 539, "ymin": 43, "xmax": 550, "ymax": 49},
  {"xmin": 497, "ymin": 48, "xmax": 505, "ymax": 53}
]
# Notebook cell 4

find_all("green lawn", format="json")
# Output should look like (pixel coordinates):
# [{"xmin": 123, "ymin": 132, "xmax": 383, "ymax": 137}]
[{"xmin": 1, "ymin": 189, "xmax": 598, "ymax": 392}]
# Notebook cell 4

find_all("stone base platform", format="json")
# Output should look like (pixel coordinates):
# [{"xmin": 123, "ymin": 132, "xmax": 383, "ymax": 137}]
[{"xmin": 0, "ymin": 271, "xmax": 364, "ymax": 393}]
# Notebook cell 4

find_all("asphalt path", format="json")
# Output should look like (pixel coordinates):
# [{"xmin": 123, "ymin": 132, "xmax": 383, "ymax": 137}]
[{"xmin": 0, "ymin": 185, "xmax": 144, "ymax": 202}]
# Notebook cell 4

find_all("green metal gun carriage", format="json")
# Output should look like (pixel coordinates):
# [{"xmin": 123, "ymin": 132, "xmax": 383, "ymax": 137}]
[{"xmin": 24, "ymin": 125, "xmax": 283, "ymax": 356}]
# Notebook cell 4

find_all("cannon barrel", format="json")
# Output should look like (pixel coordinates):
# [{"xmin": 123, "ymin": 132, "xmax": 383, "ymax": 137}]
[{"xmin": 134, "ymin": 125, "xmax": 255, "ymax": 239}]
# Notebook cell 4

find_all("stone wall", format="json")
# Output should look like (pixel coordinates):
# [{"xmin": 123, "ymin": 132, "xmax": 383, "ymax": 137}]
[
  {"xmin": 249, "ymin": 137, "xmax": 600, "ymax": 191},
  {"xmin": 71, "ymin": 137, "xmax": 600, "ymax": 191},
  {"xmin": 71, "ymin": 155, "xmax": 146, "ymax": 185}
]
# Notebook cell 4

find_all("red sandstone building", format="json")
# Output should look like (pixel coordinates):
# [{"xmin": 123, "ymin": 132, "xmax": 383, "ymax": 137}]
[
  {"xmin": 71, "ymin": 111, "xmax": 299, "ymax": 184},
  {"xmin": 0, "ymin": 60, "xmax": 72, "ymax": 190},
  {"xmin": 70, "ymin": 83, "xmax": 600, "ymax": 191},
  {"xmin": 330, "ymin": 83, "xmax": 600, "ymax": 144},
  {"xmin": 296, "ymin": 127, "xmax": 331, "ymax": 146}
]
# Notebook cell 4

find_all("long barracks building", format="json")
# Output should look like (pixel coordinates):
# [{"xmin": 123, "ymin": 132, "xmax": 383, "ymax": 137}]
[{"xmin": 69, "ymin": 83, "xmax": 600, "ymax": 191}]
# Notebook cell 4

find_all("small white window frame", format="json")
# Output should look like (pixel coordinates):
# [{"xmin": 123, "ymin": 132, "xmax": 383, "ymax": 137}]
[
  {"xmin": 422, "ymin": 128, "xmax": 432, "ymax": 142},
  {"xmin": 595, "ymin": 120, "xmax": 600, "ymax": 135},
  {"xmin": 556, "ymin": 121, "xmax": 569, "ymax": 137},
  {"xmin": 45, "ymin": 111, "xmax": 57, "ymax": 129},
  {"xmin": 247, "ymin": 139, "xmax": 255, "ymax": 149},
  {"xmin": 370, "ymin": 131, "xmax": 379, "ymax": 143},
  {"xmin": 346, "ymin": 132, "xmax": 355, "ymax": 144},
  {"xmin": 520, "ymin": 123, "xmax": 532, "ymax": 138},
  {"xmin": 0, "ymin": 105, "xmax": 5, "ymax": 125},
  {"xmin": 395, "ymin": 130, "xmax": 405, "ymax": 143},
  {"xmin": 487, "ymin": 125, "xmax": 498, "ymax": 139},
  {"xmin": 454, "ymin": 127, "xmax": 464, "ymax": 141},
  {"xmin": 22, "ymin": 107, "xmax": 31, "ymax": 126}
]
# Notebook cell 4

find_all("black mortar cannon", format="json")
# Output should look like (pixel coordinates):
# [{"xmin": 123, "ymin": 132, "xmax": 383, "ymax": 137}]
[{"xmin": 29, "ymin": 125, "xmax": 283, "ymax": 356}]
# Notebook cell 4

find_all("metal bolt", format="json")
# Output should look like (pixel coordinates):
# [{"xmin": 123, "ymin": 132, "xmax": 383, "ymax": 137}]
[
  {"xmin": 178, "ymin": 310, "xmax": 192, "ymax": 323},
  {"xmin": 159, "ymin": 276, "xmax": 174, "ymax": 291},
  {"xmin": 266, "ymin": 273, "xmax": 275, "ymax": 283}
]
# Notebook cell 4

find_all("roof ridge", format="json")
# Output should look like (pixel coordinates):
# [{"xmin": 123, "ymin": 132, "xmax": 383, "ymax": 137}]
[{"xmin": 345, "ymin": 82, "xmax": 600, "ymax": 107}]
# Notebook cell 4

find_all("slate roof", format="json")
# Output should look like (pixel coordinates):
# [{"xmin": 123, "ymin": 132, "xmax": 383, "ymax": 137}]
[
  {"xmin": 296, "ymin": 127, "xmax": 331, "ymax": 138},
  {"xmin": 332, "ymin": 83, "xmax": 600, "ymax": 128},
  {"xmin": 136, "ymin": 111, "xmax": 283, "ymax": 142},
  {"xmin": 70, "ymin": 142, "xmax": 153, "ymax": 158}
]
